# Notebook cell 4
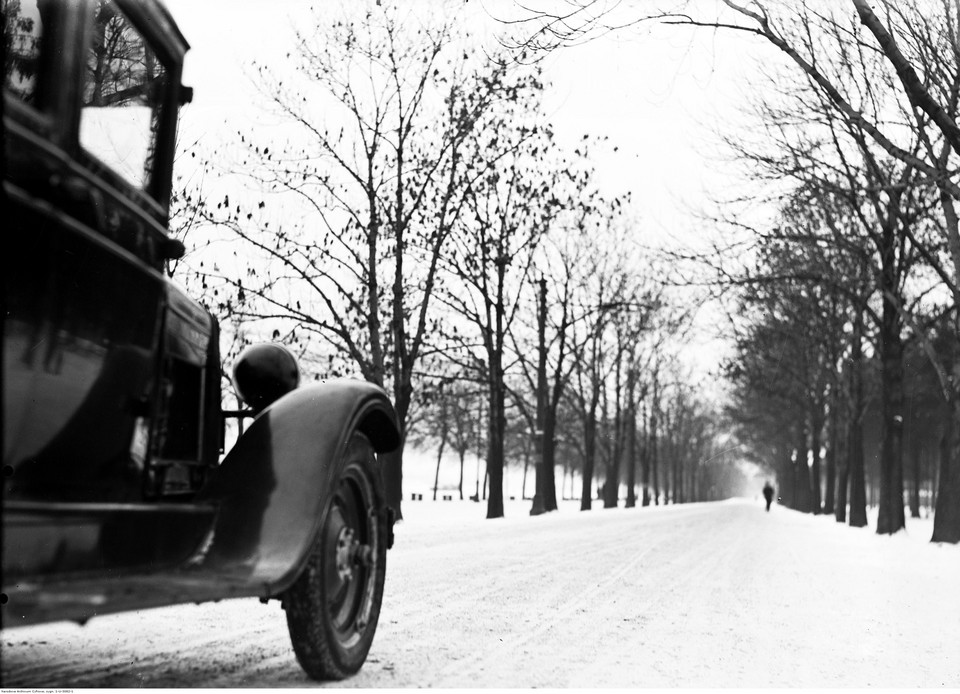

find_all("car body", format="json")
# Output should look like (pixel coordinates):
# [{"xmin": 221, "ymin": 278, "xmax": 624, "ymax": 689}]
[{"xmin": 2, "ymin": 0, "xmax": 399, "ymax": 680}]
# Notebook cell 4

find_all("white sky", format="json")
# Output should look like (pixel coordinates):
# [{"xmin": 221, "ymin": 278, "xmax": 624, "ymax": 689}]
[{"xmin": 167, "ymin": 0, "xmax": 766, "ymax": 239}]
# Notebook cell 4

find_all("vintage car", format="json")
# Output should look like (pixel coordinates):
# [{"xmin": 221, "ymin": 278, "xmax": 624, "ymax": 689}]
[{"xmin": 2, "ymin": 0, "xmax": 400, "ymax": 681}]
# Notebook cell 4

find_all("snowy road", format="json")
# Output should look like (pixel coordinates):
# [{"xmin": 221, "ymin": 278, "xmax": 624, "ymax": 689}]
[{"xmin": 3, "ymin": 499, "xmax": 959, "ymax": 687}]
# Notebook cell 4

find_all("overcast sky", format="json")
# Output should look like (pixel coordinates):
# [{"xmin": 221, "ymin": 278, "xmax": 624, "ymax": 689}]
[{"xmin": 165, "ymin": 0, "xmax": 767, "ymax": 241}]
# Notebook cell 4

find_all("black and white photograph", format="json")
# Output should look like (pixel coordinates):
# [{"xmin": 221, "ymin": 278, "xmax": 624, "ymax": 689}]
[{"xmin": 3, "ymin": 0, "xmax": 960, "ymax": 688}]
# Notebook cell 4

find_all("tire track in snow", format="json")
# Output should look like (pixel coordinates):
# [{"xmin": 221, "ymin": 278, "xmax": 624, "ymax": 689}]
[
  {"xmin": 433, "ymin": 539, "xmax": 663, "ymax": 684},
  {"xmin": 429, "ymin": 505, "xmax": 715, "ymax": 686},
  {"xmin": 419, "ymin": 503, "xmax": 749, "ymax": 687},
  {"xmin": 361, "ymin": 518, "xmax": 643, "ymax": 683},
  {"xmin": 565, "ymin": 507, "xmax": 756, "ymax": 687},
  {"xmin": 382, "ymin": 515, "xmax": 652, "ymax": 627}
]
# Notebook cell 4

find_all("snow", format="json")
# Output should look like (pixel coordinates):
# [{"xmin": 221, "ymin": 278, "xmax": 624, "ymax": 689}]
[{"xmin": 2, "ymin": 498, "xmax": 958, "ymax": 688}]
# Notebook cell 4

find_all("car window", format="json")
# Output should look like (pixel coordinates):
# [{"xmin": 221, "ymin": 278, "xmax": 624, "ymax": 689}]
[
  {"xmin": 2, "ymin": 0, "xmax": 46, "ymax": 106},
  {"xmin": 79, "ymin": 0, "xmax": 168, "ymax": 192}
]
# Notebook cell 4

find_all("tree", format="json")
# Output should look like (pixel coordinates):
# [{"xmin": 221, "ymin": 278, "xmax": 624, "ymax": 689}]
[
  {"xmin": 180, "ymin": 5, "xmax": 528, "ymax": 520},
  {"xmin": 600, "ymin": 295, "xmax": 660, "ymax": 508},
  {"xmin": 508, "ymin": 176, "xmax": 625, "ymax": 514},
  {"xmin": 434, "ymin": 67, "xmax": 562, "ymax": 517},
  {"xmin": 568, "ymin": 262, "xmax": 627, "ymax": 510}
]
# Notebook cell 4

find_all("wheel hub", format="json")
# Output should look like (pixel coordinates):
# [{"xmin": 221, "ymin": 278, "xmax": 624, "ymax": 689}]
[
  {"xmin": 334, "ymin": 526, "xmax": 374, "ymax": 582},
  {"xmin": 334, "ymin": 527, "xmax": 357, "ymax": 581}
]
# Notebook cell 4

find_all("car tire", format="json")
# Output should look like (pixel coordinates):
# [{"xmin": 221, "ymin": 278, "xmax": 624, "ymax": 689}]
[{"xmin": 283, "ymin": 431, "xmax": 387, "ymax": 680}]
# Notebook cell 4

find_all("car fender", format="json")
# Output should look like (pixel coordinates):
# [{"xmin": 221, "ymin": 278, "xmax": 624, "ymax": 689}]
[{"xmin": 193, "ymin": 378, "xmax": 400, "ymax": 596}]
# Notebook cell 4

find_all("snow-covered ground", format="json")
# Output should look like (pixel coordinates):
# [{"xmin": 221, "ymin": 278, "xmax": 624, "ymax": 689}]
[{"xmin": 2, "ymin": 498, "xmax": 958, "ymax": 687}]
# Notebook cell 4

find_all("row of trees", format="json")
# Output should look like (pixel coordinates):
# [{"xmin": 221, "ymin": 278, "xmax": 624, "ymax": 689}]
[
  {"xmin": 653, "ymin": 1, "xmax": 958, "ymax": 542},
  {"xmin": 512, "ymin": 0, "xmax": 959, "ymax": 542},
  {"xmin": 416, "ymin": 342, "xmax": 748, "ymax": 510},
  {"xmin": 714, "ymin": 0, "xmax": 959, "ymax": 543},
  {"xmin": 171, "ymin": 3, "xmax": 741, "ymax": 520}
]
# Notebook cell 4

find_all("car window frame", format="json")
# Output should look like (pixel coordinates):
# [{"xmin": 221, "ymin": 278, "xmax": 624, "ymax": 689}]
[{"xmin": 71, "ymin": 0, "xmax": 180, "ymax": 219}]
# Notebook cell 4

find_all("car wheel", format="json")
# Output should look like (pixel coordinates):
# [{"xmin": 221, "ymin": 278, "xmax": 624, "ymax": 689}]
[{"xmin": 283, "ymin": 431, "xmax": 387, "ymax": 680}]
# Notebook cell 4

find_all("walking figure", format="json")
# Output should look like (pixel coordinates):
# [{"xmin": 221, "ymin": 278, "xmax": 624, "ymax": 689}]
[{"xmin": 762, "ymin": 481, "xmax": 774, "ymax": 512}]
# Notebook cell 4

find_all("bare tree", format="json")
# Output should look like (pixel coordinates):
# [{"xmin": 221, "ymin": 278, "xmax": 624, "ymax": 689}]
[
  {"xmin": 435, "ymin": 73, "xmax": 562, "ymax": 518},
  {"xmin": 507, "ymin": 168, "xmax": 622, "ymax": 514},
  {"xmin": 180, "ymin": 5, "xmax": 530, "ymax": 519}
]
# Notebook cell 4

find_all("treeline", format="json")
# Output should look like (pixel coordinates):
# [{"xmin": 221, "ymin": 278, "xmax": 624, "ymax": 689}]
[
  {"xmin": 675, "ymin": 1, "xmax": 960, "ymax": 542},
  {"xmin": 512, "ymin": 0, "xmax": 960, "ymax": 542},
  {"xmin": 413, "ymin": 261, "xmax": 750, "ymax": 511},
  {"xmin": 170, "ymin": 3, "xmax": 740, "ymax": 520}
]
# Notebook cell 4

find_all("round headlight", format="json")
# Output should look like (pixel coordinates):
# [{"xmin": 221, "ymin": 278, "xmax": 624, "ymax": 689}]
[{"xmin": 233, "ymin": 343, "xmax": 300, "ymax": 412}]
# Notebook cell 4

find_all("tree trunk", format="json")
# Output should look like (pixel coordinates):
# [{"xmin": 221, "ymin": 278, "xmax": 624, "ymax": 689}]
[
  {"xmin": 601, "ymin": 375, "xmax": 618, "ymax": 509},
  {"xmin": 674, "ymin": 452, "xmax": 683, "ymax": 504},
  {"xmin": 625, "ymin": 382, "xmax": 638, "ymax": 508},
  {"xmin": 651, "ymin": 409, "xmax": 659, "ymax": 506},
  {"xmin": 689, "ymin": 464, "xmax": 696, "ymax": 503},
  {"xmin": 531, "ymin": 276, "xmax": 548, "ymax": 515},
  {"xmin": 543, "ymin": 414, "xmax": 558, "ymax": 510},
  {"xmin": 473, "ymin": 401, "xmax": 483, "ymax": 503},
  {"xmin": 849, "ymin": 304, "xmax": 868, "ymax": 528},
  {"xmin": 672, "ymin": 402, "xmax": 684, "ymax": 504},
  {"xmin": 382, "ymin": 442, "xmax": 404, "ymax": 512},
  {"xmin": 824, "ymin": 391, "xmax": 838, "ymax": 516},
  {"xmin": 810, "ymin": 400, "xmax": 823, "ymax": 514},
  {"xmin": 663, "ymin": 426, "xmax": 672, "ymax": 504},
  {"xmin": 603, "ymin": 462, "xmax": 620, "ymax": 507},
  {"xmin": 835, "ymin": 459, "xmax": 849, "ymax": 523},
  {"xmin": 777, "ymin": 452, "xmax": 793, "ymax": 510},
  {"xmin": 384, "ymin": 360, "xmax": 411, "ymax": 520},
  {"xmin": 932, "ymin": 391, "xmax": 960, "ymax": 543},
  {"xmin": 603, "ymin": 417, "xmax": 621, "ymax": 510},
  {"xmin": 486, "ymin": 365, "xmax": 506, "ymax": 519},
  {"xmin": 433, "ymin": 434, "xmax": 446, "ymax": 501},
  {"xmin": 795, "ymin": 424, "xmax": 810, "ymax": 513},
  {"xmin": 580, "ymin": 343, "xmax": 603, "ymax": 512},
  {"xmin": 640, "ymin": 401, "xmax": 651, "ymax": 506},
  {"xmin": 848, "ymin": 409, "xmax": 867, "ymax": 527},
  {"xmin": 931, "ymin": 196, "xmax": 960, "ymax": 542},
  {"xmin": 651, "ymin": 377, "xmax": 660, "ymax": 506},
  {"xmin": 580, "ymin": 417, "xmax": 597, "ymax": 511},
  {"xmin": 909, "ymin": 440, "xmax": 921, "ymax": 519},
  {"xmin": 876, "ymin": 238, "xmax": 906, "ymax": 535},
  {"xmin": 832, "ymin": 385, "xmax": 847, "ymax": 522},
  {"xmin": 522, "ymin": 445, "xmax": 530, "ymax": 500}
]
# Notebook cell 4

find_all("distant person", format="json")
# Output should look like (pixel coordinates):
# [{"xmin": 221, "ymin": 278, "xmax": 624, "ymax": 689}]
[{"xmin": 762, "ymin": 481, "xmax": 775, "ymax": 512}]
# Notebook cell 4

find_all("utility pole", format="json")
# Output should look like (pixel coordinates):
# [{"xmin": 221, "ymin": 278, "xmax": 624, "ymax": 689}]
[{"xmin": 531, "ymin": 276, "xmax": 548, "ymax": 516}]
